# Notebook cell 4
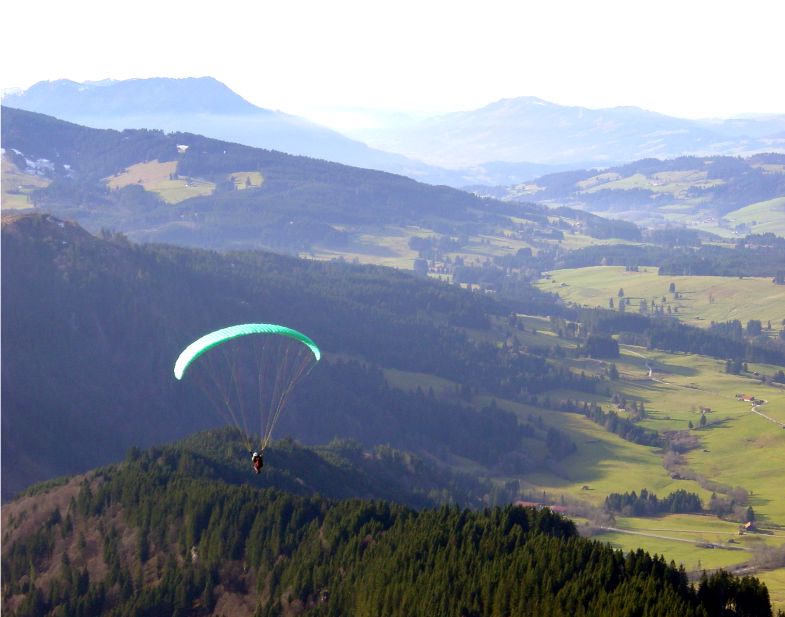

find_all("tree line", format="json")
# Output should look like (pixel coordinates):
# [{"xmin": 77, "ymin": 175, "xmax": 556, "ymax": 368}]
[{"xmin": 3, "ymin": 446, "xmax": 777, "ymax": 616}]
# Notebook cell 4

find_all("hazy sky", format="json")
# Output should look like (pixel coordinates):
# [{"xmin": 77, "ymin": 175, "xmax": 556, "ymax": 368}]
[{"xmin": 3, "ymin": 0, "xmax": 784, "ymax": 129}]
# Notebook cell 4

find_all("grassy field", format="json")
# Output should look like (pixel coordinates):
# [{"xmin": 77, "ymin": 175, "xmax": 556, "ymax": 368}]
[
  {"xmin": 759, "ymin": 569, "xmax": 785, "ymax": 613},
  {"xmin": 579, "ymin": 170, "xmax": 723, "ymax": 199},
  {"xmin": 302, "ymin": 221, "xmax": 643, "ymax": 276},
  {"xmin": 383, "ymin": 367, "xmax": 458, "ymax": 394},
  {"xmin": 556, "ymin": 230, "xmax": 644, "ymax": 251},
  {"xmin": 537, "ymin": 266, "xmax": 785, "ymax": 328},
  {"xmin": 523, "ymin": 340, "xmax": 785, "ymax": 600},
  {"xmin": 229, "ymin": 171, "xmax": 263, "ymax": 190},
  {"xmin": 723, "ymin": 197, "xmax": 785, "ymax": 237},
  {"xmin": 304, "ymin": 224, "xmax": 536, "ymax": 270},
  {"xmin": 105, "ymin": 160, "xmax": 215, "ymax": 203},
  {"xmin": 644, "ymin": 194, "xmax": 785, "ymax": 239},
  {"xmin": 304, "ymin": 226, "xmax": 421, "ymax": 269},
  {"xmin": 1, "ymin": 156, "xmax": 49, "ymax": 210}
]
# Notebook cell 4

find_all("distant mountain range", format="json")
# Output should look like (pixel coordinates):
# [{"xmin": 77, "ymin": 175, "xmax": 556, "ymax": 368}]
[
  {"xmin": 9, "ymin": 78, "xmax": 785, "ymax": 188},
  {"xmin": 357, "ymin": 97, "xmax": 785, "ymax": 168},
  {"xmin": 2, "ymin": 78, "xmax": 570, "ymax": 186},
  {"xmin": 1, "ymin": 78, "xmax": 463, "ymax": 184}
]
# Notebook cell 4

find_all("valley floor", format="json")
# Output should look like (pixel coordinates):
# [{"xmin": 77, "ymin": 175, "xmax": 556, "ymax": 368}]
[{"xmin": 386, "ymin": 317, "xmax": 785, "ymax": 608}]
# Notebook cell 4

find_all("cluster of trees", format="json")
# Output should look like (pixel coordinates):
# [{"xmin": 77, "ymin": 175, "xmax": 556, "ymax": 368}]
[
  {"xmin": 710, "ymin": 319, "xmax": 777, "ymax": 339},
  {"xmin": 605, "ymin": 488, "xmax": 703, "ymax": 516},
  {"xmin": 3, "ymin": 448, "xmax": 777, "ymax": 616},
  {"xmin": 658, "ymin": 242, "xmax": 785, "ymax": 277},
  {"xmin": 577, "ymin": 308, "xmax": 785, "ymax": 367},
  {"xmin": 647, "ymin": 320, "xmax": 785, "ymax": 366},
  {"xmin": 581, "ymin": 334, "xmax": 620, "ymax": 358},
  {"xmin": 708, "ymin": 492, "xmax": 757, "ymax": 523},
  {"xmin": 581, "ymin": 403, "xmax": 663, "ymax": 448},
  {"xmin": 552, "ymin": 240, "xmax": 785, "ymax": 277},
  {"xmin": 408, "ymin": 234, "xmax": 464, "ymax": 259}
]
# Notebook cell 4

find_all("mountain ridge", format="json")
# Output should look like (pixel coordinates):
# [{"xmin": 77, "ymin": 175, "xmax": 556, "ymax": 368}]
[
  {"xmin": 5, "ymin": 78, "xmax": 551, "ymax": 186},
  {"xmin": 358, "ymin": 95, "xmax": 785, "ymax": 168}
]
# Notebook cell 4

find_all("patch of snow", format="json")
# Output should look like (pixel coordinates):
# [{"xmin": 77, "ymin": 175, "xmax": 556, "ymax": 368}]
[{"xmin": 24, "ymin": 158, "xmax": 55, "ymax": 175}]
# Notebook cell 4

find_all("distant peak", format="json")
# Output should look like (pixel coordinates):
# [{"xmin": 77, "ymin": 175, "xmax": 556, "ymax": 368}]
[
  {"xmin": 4, "ymin": 76, "xmax": 266, "ymax": 116},
  {"xmin": 485, "ymin": 96, "xmax": 557, "ymax": 110}
]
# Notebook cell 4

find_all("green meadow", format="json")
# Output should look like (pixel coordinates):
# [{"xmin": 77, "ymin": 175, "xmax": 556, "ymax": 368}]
[
  {"xmin": 106, "ymin": 160, "xmax": 215, "ymax": 203},
  {"xmin": 537, "ymin": 266, "xmax": 785, "ymax": 328},
  {"xmin": 579, "ymin": 170, "xmax": 723, "ymax": 198},
  {"xmin": 229, "ymin": 171, "xmax": 263, "ymax": 190},
  {"xmin": 724, "ymin": 196, "xmax": 785, "ymax": 237},
  {"xmin": 1, "ymin": 156, "xmax": 50, "ymax": 210},
  {"xmin": 760, "ymin": 569, "xmax": 785, "ymax": 613},
  {"xmin": 305, "ymin": 226, "xmax": 421, "ymax": 269}
]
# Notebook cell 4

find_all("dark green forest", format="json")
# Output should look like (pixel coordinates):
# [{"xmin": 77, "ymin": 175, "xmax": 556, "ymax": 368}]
[
  {"xmin": 2, "ymin": 439, "xmax": 777, "ymax": 617},
  {"xmin": 549, "ymin": 238, "xmax": 785, "ymax": 278}
]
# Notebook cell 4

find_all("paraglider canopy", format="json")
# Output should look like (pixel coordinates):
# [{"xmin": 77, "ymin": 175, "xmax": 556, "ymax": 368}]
[
  {"xmin": 174, "ymin": 323, "xmax": 320, "ymax": 452},
  {"xmin": 174, "ymin": 323, "xmax": 320, "ymax": 380}
]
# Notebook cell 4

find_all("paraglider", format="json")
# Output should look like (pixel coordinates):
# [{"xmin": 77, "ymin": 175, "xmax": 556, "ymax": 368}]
[
  {"xmin": 251, "ymin": 451, "xmax": 263, "ymax": 474},
  {"xmin": 174, "ymin": 323, "xmax": 320, "ymax": 471}
]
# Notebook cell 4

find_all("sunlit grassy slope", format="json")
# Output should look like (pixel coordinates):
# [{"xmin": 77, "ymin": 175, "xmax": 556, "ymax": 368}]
[
  {"xmin": 723, "ymin": 197, "xmax": 785, "ymax": 237},
  {"xmin": 303, "ymin": 223, "xmax": 639, "ymax": 273},
  {"xmin": 1, "ymin": 156, "xmax": 49, "ymax": 210},
  {"xmin": 105, "ymin": 160, "xmax": 215, "ymax": 203},
  {"xmin": 537, "ymin": 266, "xmax": 785, "ymax": 328},
  {"xmin": 104, "ymin": 161, "xmax": 265, "ymax": 204}
]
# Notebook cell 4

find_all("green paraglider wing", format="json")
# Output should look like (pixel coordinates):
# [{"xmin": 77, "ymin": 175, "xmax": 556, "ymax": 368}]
[{"xmin": 174, "ymin": 323, "xmax": 320, "ymax": 380}]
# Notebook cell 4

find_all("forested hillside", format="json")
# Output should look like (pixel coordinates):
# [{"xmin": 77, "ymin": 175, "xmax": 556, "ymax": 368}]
[
  {"xmin": 2, "ymin": 213, "xmax": 582, "ymax": 500},
  {"xmin": 0, "ymin": 106, "xmax": 637, "ymax": 257},
  {"xmin": 2, "ymin": 439, "xmax": 776, "ymax": 617}
]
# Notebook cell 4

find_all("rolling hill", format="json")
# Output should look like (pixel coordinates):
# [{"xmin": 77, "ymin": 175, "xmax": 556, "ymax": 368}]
[
  {"xmin": 472, "ymin": 154, "xmax": 785, "ymax": 233},
  {"xmin": 1, "ymin": 106, "xmax": 639, "ymax": 266}
]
